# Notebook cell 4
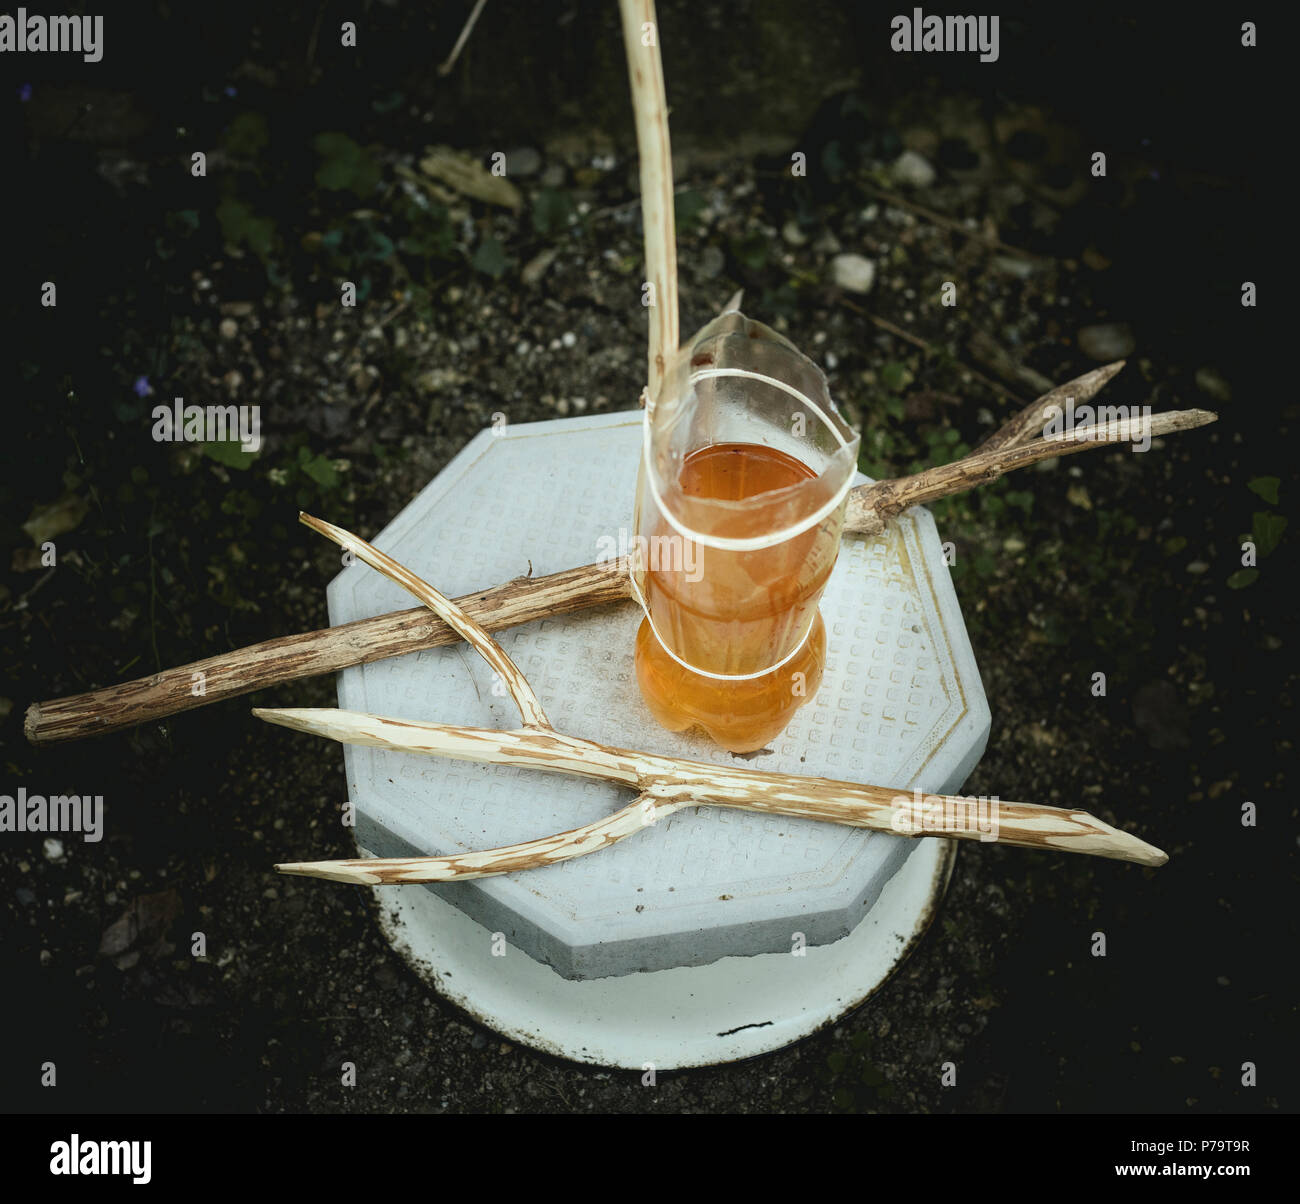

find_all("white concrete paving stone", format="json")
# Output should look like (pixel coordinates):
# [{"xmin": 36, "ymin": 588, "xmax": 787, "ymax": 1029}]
[{"xmin": 326, "ymin": 410, "xmax": 990, "ymax": 979}]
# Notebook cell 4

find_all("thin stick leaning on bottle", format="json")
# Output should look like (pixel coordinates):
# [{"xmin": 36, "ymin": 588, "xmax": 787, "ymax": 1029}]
[
  {"xmin": 21, "ymin": 0, "xmax": 1216, "ymax": 747},
  {"xmin": 259, "ymin": 513, "xmax": 1168, "ymax": 884}
]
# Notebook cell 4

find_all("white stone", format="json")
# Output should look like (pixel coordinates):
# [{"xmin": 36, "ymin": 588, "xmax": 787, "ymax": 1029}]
[
  {"xmin": 892, "ymin": 149, "xmax": 936, "ymax": 188},
  {"xmin": 831, "ymin": 253, "xmax": 876, "ymax": 294}
]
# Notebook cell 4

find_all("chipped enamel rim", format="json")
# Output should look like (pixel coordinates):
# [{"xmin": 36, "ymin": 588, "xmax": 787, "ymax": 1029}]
[{"xmin": 370, "ymin": 837, "xmax": 955, "ymax": 1070}]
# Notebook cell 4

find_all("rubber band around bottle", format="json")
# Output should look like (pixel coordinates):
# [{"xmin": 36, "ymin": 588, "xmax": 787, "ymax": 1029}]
[
  {"xmin": 630, "ymin": 364, "xmax": 850, "ymax": 680},
  {"xmin": 627, "ymin": 560, "xmax": 818, "ymax": 682},
  {"xmin": 639, "ymin": 369, "xmax": 858, "ymax": 553}
]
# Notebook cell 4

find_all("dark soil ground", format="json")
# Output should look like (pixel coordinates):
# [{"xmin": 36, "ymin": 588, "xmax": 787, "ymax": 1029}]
[{"xmin": 1, "ymin": 3, "xmax": 1293, "ymax": 1113}]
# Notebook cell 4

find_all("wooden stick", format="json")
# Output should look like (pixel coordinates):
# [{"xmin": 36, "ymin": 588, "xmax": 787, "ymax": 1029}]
[
  {"xmin": 619, "ymin": 0, "xmax": 678, "ymax": 410},
  {"xmin": 437, "ymin": 0, "xmax": 489, "ymax": 76},
  {"xmin": 24, "ymin": 559, "xmax": 630, "ymax": 745},
  {"xmin": 844, "ymin": 407, "xmax": 1218, "ymax": 537},
  {"xmin": 265, "ymin": 712, "xmax": 1167, "ymax": 879},
  {"xmin": 975, "ymin": 359, "xmax": 1128, "ymax": 454},
  {"xmin": 260, "ymin": 520, "xmax": 1166, "ymax": 881},
  {"xmin": 24, "ymin": 366, "xmax": 1216, "ymax": 745},
  {"xmin": 298, "ymin": 513, "xmax": 548, "ymax": 728}
]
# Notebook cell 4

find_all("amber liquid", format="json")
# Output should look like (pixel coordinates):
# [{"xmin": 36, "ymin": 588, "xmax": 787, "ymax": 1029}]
[{"xmin": 634, "ymin": 442, "xmax": 839, "ymax": 753}]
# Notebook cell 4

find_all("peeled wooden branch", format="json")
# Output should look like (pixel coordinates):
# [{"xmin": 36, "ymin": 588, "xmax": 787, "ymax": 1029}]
[
  {"xmin": 298, "ymin": 512, "xmax": 549, "ymax": 729},
  {"xmin": 263, "ymin": 520, "xmax": 1170, "ymax": 884},
  {"xmin": 265, "ymin": 711, "xmax": 1168, "ymax": 880},
  {"xmin": 263, "ymin": 520, "xmax": 1166, "ymax": 882},
  {"xmin": 620, "ymin": 0, "xmax": 679, "ymax": 408},
  {"xmin": 24, "ymin": 361, "xmax": 1217, "ymax": 746}
]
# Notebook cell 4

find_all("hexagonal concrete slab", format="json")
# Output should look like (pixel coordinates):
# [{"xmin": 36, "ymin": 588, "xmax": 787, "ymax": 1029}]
[{"xmin": 326, "ymin": 410, "xmax": 989, "ymax": 981}]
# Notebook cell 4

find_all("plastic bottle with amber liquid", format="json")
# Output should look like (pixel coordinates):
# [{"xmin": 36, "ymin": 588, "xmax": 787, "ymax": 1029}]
[{"xmin": 630, "ymin": 311, "xmax": 860, "ymax": 753}]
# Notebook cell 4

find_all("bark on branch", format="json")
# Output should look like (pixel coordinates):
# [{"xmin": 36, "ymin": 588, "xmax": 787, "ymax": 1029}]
[
  {"xmin": 262, "ymin": 521, "xmax": 1166, "ymax": 882},
  {"xmin": 24, "ymin": 362, "xmax": 1216, "ymax": 745}
]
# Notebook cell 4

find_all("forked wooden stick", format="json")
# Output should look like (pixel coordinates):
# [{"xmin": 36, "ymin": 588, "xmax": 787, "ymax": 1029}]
[
  {"xmin": 263, "ymin": 517, "xmax": 1167, "ymax": 882},
  {"xmin": 23, "ymin": 362, "xmax": 1217, "ymax": 745}
]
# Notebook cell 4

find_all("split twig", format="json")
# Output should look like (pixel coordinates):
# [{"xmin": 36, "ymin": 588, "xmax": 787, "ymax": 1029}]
[
  {"xmin": 263, "ymin": 521, "xmax": 1167, "ymax": 882},
  {"xmin": 298, "ymin": 513, "xmax": 548, "ymax": 728}
]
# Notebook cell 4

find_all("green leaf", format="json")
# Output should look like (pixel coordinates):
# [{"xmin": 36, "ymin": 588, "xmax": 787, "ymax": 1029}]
[
  {"xmin": 1252, "ymin": 511, "xmax": 1287, "ymax": 559},
  {"xmin": 730, "ymin": 232, "xmax": 769, "ymax": 271},
  {"xmin": 299, "ymin": 452, "xmax": 338, "ymax": 487},
  {"xmin": 1247, "ymin": 476, "xmax": 1280, "ymax": 505},
  {"xmin": 674, "ymin": 189, "xmax": 707, "ymax": 229},
  {"xmin": 203, "ymin": 440, "xmax": 257, "ymax": 470},
  {"xmin": 1226, "ymin": 568, "xmax": 1259, "ymax": 590},
  {"xmin": 313, "ymin": 132, "xmax": 380, "ymax": 195},
  {"xmin": 880, "ymin": 361, "xmax": 912, "ymax": 391},
  {"xmin": 365, "ymin": 229, "xmax": 396, "ymax": 261},
  {"xmin": 532, "ymin": 188, "xmax": 576, "ymax": 238},
  {"xmin": 1005, "ymin": 489, "xmax": 1034, "ymax": 515},
  {"xmin": 1162, "ymin": 535, "xmax": 1187, "ymax": 556},
  {"xmin": 222, "ymin": 112, "xmax": 269, "ymax": 159},
  {"xmin": 821, "ymin": 140, "xmax": 845, "ymax": 182},
  {"xmin": 472, "ymin": 237, "xmax": 508, "ymax": 279},
  {"xmin": 215, "ymin": 197, "xmax": 276, "ymax": 261},
  {"xmin": 859, "ymin": 1062, "xmax": 887, "ymax": 1088}
]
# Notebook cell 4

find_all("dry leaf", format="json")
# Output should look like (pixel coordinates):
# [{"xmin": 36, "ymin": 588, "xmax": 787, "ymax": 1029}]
[
  {"xmin": 418, "ymin": 146, "xmax": 522, "ymax": 211},
  {"xmin": 23, "ymin": 494, "xmax": 88, "ymax": 545}
]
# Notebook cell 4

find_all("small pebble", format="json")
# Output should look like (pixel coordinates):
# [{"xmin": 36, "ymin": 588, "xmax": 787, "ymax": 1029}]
[
  {"xmin": 830, "ymin": 253, "xmax": 876, "ymax": 295},
  {"xmin": 505, "ymin": 147, "xmax": 542, "ymax": 177},
  {"xmin": 43, "ymin": 837, "xmax": 64, "ymax": 861},
  {"xmin": 219, "ymin": 318, "xmax": 238, "ymax": 339},
  {"xmin": 1077, "ymin": 322, "xmax": 1136, "ymax": 361},
  {"xmin": 813, "ymin": 231, "xmax": 842, "ymax": 256},
  {"xmin": 891, "ymin": 149, "xmax": 936, "ymax": 188},
  {"xmin": 561, "ymin": 331, "xmax": 576, "ymax": 349},
  {"xmin": 699, "ymin": 245, "xmax": 725, "ymax": 278},
  {"xmin": 1195, "ymin": 367, "xmax": 1232, "ymax": 403}
]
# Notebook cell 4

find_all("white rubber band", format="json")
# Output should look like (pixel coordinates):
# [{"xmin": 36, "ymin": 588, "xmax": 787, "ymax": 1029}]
[
  {"xmin": 631, "ymin": 365, "xmax": 846, "ymax": 681},
  {"xmin": 639, "ymin": 373, "xmax": 857, "ymax": 553},
  {"xmin": 627, "ymin": 560, "xmax": 816, "ymax": 682}
]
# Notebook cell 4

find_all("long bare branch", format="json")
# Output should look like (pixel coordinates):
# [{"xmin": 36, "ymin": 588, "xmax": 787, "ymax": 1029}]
[
  {"xmin": 25, "ymin": 371, "xmax": 1217, "ymax": 745},
  {"xmin": 256, "ymin": 706, "xmax": 1169, "ymax": 875},
  {"xmin": 845, "ymin": 408, "xmax": 1218, "ymax": 536}
]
